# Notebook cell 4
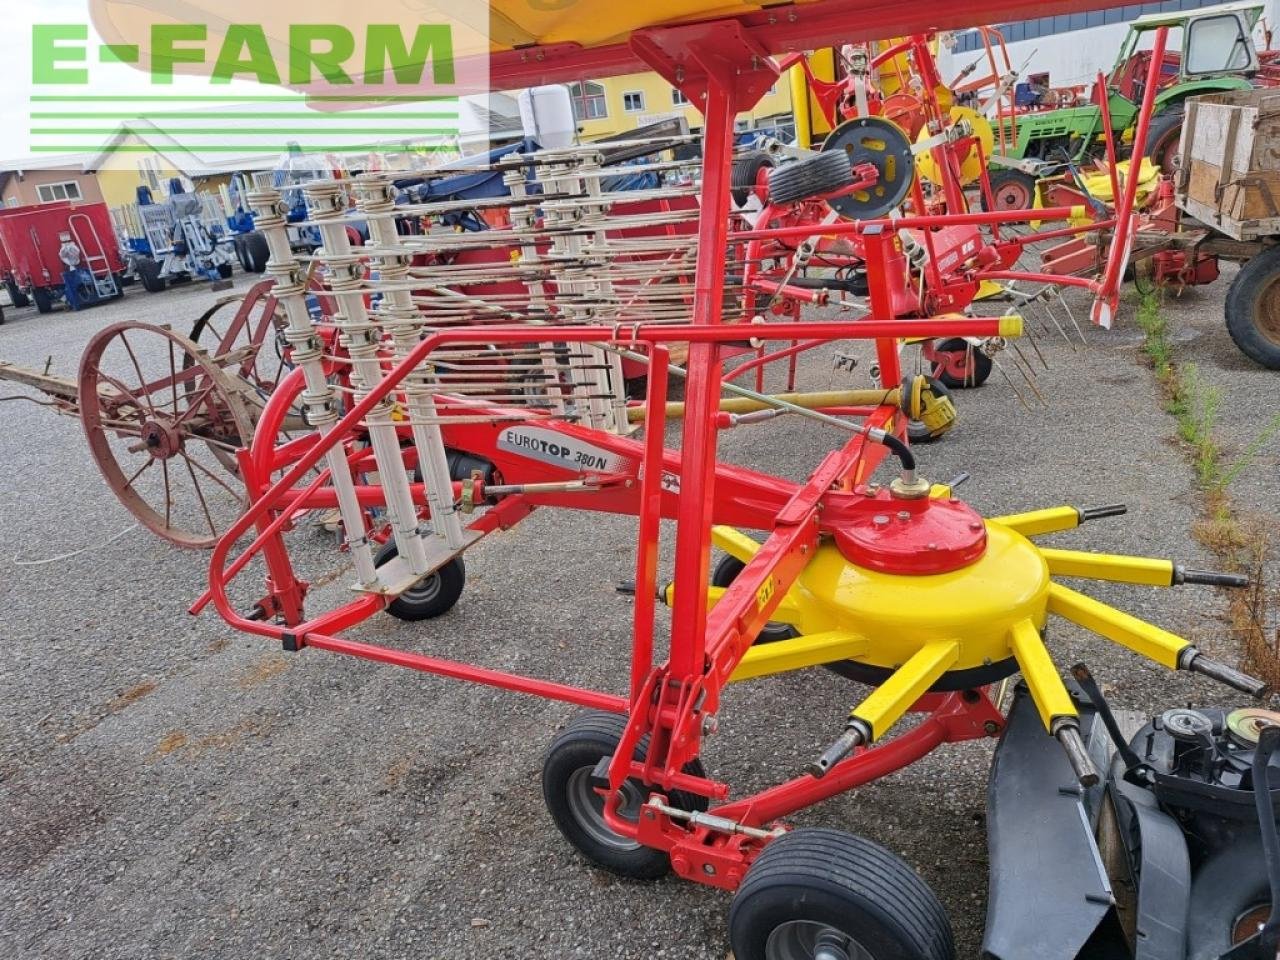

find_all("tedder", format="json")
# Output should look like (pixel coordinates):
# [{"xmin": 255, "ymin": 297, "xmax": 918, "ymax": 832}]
[{"xmin": 3, "ymin": 1, "xmax": 1278, "ymax": 956}]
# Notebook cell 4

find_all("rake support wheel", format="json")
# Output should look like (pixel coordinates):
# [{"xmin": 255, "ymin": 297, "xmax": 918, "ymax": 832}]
[
  {"xmin": 79, "ymin": 322, "xmax": 254, "ymax": 548},
  {"xmin": 821, "ymin": 116, "xmax": 915, "ymax": 220}
]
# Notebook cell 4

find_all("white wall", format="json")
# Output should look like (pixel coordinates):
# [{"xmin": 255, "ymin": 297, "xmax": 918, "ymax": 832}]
[{"xmin": 937, "ymin": 1, "xmax": 1280, "ymax": 92}]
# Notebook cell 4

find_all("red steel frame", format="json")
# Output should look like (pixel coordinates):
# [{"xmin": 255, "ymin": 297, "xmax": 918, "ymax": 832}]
[{"xmin": 202, "ymin": 2, "xmax": 1150, "ymax": 891}]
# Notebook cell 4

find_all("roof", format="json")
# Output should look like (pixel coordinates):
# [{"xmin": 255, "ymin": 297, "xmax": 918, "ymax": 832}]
[
  {"xmin": 482, "ymin": 0, "xmax": 1150, "ymax": 87},
  {"xmin": 1131, "ymin": 0, "xmax": 1264, "ymax": 29}
]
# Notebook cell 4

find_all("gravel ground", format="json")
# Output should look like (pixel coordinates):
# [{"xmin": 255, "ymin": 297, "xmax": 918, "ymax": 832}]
[{"xmin": 0, "ymin": 264, "xmax": 1275, "ymax": 960}]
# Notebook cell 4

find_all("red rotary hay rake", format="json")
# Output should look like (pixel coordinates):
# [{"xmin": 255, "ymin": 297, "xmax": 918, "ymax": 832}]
[{"xmin": 1, "ymin": 3, "xmax": 1275, "ymax": 956}]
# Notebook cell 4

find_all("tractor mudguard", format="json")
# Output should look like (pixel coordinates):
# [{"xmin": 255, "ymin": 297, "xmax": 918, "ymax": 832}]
[
  {"xmin": 1154, "ymin": 77, "xmax": 1251, "ymax": 112},
  {"xmin": 981, "ymin": 682, "xmax": 1114, "ymax": 960}
]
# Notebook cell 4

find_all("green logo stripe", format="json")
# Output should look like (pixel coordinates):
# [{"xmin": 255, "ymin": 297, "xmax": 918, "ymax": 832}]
[
  {"xmin": 30, "ymin": 144, "xmax": 458, "ymax": 153},
  {"xmin": 31, "ymin": 95, "xmax": 459, "ymax": 103},
  {"xmin": 31, "ymin": 127, "xmax": 460, "ymax": 135},
  {"xmin": 31, "ymin": 111, "xmax": 458, "ymax": 119}
]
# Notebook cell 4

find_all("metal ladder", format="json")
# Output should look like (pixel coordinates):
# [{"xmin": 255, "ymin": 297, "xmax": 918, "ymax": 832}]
[{"xmin": 68, "ymin": 213, "xmax": 119, "ymax": 298}]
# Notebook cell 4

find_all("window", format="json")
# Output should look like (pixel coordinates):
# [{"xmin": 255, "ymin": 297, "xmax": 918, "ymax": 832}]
[
  {"xmin": 35, "ymin": 181, "xmax": 83, "ymax": 203},
  {"xmin": 568, "ymin": 81, "xmax": 608, "ymax": 121},
  {"xmin": 672, "ymin": 88, "xmax": 690, "ymax": 106},
  {"xmin": 1185, "ymin": 14, "xmax": 1253, "ymax": 74},
  {"xmin": 622, "ymin": 91, "xmax": 645, "ymax": 113}
]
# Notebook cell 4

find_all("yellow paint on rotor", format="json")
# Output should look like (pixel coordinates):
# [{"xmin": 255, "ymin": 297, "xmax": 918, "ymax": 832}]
[
  {"xmin": 915, "ymin": 107, "xmax": 994, "ymax": 187},
  {"xmin": 787, "ymin": 523, "xmax": 1050, "ymax": 673}
]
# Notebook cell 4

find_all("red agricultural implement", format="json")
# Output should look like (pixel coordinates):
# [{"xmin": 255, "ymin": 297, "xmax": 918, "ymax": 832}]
[
  {"xmin": 0, "ymin": 199, "xmax": 123, "ymax": 313},
  {"xmin": 2, "ymin": 2, "xmax": 1278, "ymax": 955},
  {"xmin": 164, "ymin": 11, "xmax": 1273, "ymax": 960}
]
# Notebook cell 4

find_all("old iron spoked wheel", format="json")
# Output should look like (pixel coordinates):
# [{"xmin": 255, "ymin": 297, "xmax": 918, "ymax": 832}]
[
  {"xmin": 79, "ymin": 321, "xmax": 253, "ymax": 548},
  {"xmin": 184, "ymin": 289, "xmax": 296, "ymax": 469}
]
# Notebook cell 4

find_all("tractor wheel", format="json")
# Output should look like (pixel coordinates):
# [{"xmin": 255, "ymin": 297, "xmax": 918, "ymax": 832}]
[
  {"xmin": 216, "ymin": 262, "xmax": 234, "ymax": 280},
  {"xmin": 732, "ymin": 151, "xmax": 775, "ymax": 207},
  {"xmin": 931, "ymin": 338, "xmax": 993, "ymax": 389},
  {"xmin": 136, "ymin": 257, "xmax": 166, "ymax": 293},
  {"xmin": 767, "ymin": 151, "xmax": 855, "ymax": 206},
  {"xmin": 1144, "ymin": 107, "xmax": 1185, "ymax": 176},
  {"xmin": 242, "ymin": 231, "xmax": 270, "ymax": 273},
  {"xmin": 6, "ymin": 279, "xmax": 29, "ymax": 308},
  {"xmin": 374, "ymin": 540, "xmax": 466, "ymax": 621},
  {"xmin": 1224, "ymin": 245, "xmax": 1280, "ymax": 369},
  {"xmin": 712, "ymin": 554, "xmax": 798, "ymax": 643},
  {"xmin": 31, "ymin": 287, "xmax": 54, "ymax": 314},
  {"xmin": 984, "ymin": 169, "xmax": 1038, "ymax": 211},
  {"xmin": 729, "ymin": 828, "xmax": 955, "ymax": 960},
  {"xmin": 542, "ymin": 710, "xmax": 708, "ymax": 880}
]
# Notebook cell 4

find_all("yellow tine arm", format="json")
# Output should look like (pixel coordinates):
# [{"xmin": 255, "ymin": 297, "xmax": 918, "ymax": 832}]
[
  {"xmin": 730, "ymin": 631, "xmax": 869, "ymax": 682},
  {"xmin": 988, "ymin": 506, "xmax": 1080, "ymax": 537},
  {"xmin": 1039, "ymin": 548, "xmax": 1174, "ymax": 587},
  {"xmin": 711, "ymin": 526, "xmax": 762, "ymax": 565},
  {"xmin": 851, "ymin": 639, "xmax": 960, "ymax": 739},
  {"xmin": 1008, "ymin": 618, "xmax": 1078, "ymax": 731},
  {"xmin": 1047, "ymin": 582, "xmax": 1189, "ymax": 669}
]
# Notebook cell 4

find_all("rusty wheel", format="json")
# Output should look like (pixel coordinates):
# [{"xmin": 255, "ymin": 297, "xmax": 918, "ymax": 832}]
[
  {"xmin": 184, "ymin": 286, "xmax": 295, "ymax": 468},
  {"xmin": 79, "ymin": 322, "xmax": 253, "ymax": 548}
]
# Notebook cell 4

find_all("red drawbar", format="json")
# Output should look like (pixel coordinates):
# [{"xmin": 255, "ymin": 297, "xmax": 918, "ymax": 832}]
[{"xmin": 834, "ymin": 489, "xmax": 988, "ymax": 575}]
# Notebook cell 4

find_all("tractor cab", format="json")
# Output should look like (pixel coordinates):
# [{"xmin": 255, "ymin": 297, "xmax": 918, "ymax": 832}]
[{"xmin": 1105, "ymin": 0, "xmax": 1262, "ymax": 102}]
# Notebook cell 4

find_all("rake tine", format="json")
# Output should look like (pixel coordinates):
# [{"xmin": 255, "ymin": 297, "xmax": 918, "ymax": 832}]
[
  {"xmin": 1005, "ymin": 346, "xmax": 1047, "ymax": 407},
  {"xmin": 993, "ymin": 356, "xmax": 1031, "ymax": 411},
  {"xmin": 1057, "ymin": 292, "xmax": 1088, "ymax": 345},
  {"xmin": 1038, "ymin": 297, "xmax": 1076, "ymax": 351},
  {"xmin": 1013, "ymin": 311, "xmax": 1050, "ymax": 370}
]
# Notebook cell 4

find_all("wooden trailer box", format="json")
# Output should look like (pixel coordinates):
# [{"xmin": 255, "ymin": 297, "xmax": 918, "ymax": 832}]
[{"xmin": 1176, "ymin": 88, "xmax": 1280, "ymax": 241}]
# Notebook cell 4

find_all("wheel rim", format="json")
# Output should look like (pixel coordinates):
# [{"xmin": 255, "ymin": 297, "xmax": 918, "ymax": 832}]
[
  {"xmin": 78, "ymin": 322, "xmax": 252, "ymax": 548},
  {"xmin": 401, "ymin": 570, "xmax": 443, "ymax": 604},
  {"xmin": 765, "ymin": 920, "xmax": 873, "ymax": 960},
  {"xmin": 565, "ymin": 767, "xmax": 645, "ymax": 852},
  {"xmin": 1256, "ymin": 273, "xmax": 1280, "ymax": 346},
  {"xmin": 992, "ymin": 179, "xmax": 1032, "ymax": 210}
]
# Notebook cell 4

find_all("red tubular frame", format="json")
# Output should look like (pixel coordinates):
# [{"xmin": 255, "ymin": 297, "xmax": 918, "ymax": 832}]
[{"xmin": 205, "ymin": 9, "xmax": 1158, "ymax": 895}]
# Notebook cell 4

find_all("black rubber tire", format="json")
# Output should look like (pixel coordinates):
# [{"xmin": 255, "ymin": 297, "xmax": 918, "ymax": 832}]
[
  {"xmin": 1224, "ymin": 245, "xmax": 1280, "ymax": 369},
  {"xmin": 136, "ymin": 257, "xmax": 166, "ymax": 293},
  {"xmin": 233, "ymin": 235, "xmax": 250, "ymax": 272},
  {"xmin": 732, "ymin": 151, "xmax": 776, "ymax": 207},
  {"xmin": 1144, "ymin": 107, "xmax": 1185, "ymax": 177},
  {"xmin": 1186, "ymin": 834, "xmax": 1272, "ymax": 960},
  {"xmin": 375, "ymin": 540, "xmax": 466, "ymax": 621},
  {"xmin": 932, "ymin": 337, "xmax": 993, "ymax": 389},
  {"xmin": 242, "ymin": 231, "xmax": 270, "ymax": 273},
  {"xmin": 712, "ymin": 554, "xmax": 798, "ymax": 644},
  {"xmin": 216, "ymin": 262, "xmax": 234, "ymax": 280},
  {"xmin": 31, "ymin": 286, "xmax": 54, "ymax": 314},
  {"xmin": 6, "ymin": 279, "xmax": 30, "ymax": 308},
  {"xmin": 542, "ymin": 710, "xmax": 708, "ymax": 880},
  {"xmin": 984, "ymin": 168, "xmax": 1039, "ymax": 211},
  {"xmin": 730, "ymin": 828, "xmax": 955, "ymax": 960},
  {"xmin": 767, "ymin": 151, "xmax": 855, "ymax": 206}
]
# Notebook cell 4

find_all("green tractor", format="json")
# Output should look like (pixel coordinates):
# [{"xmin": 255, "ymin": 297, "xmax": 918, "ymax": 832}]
[{"xmin": 986, "ymin": 0, "xmax": 1270, "ymax": 209}]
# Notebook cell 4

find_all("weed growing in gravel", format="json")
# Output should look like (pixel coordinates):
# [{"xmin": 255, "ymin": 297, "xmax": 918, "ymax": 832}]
[{"xmin": 1137, "ymin": 291, "xmax": 1278, "ymax": 683}]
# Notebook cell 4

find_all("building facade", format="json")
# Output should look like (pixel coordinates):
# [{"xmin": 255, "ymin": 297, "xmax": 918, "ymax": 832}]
[
  {"xmin": 565, "ymin": 72, "xmax": 793, "ymax": 140},
  {"xmin": 940, "ymin": 0, "xmax": 1280, "ymax": 90}
]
